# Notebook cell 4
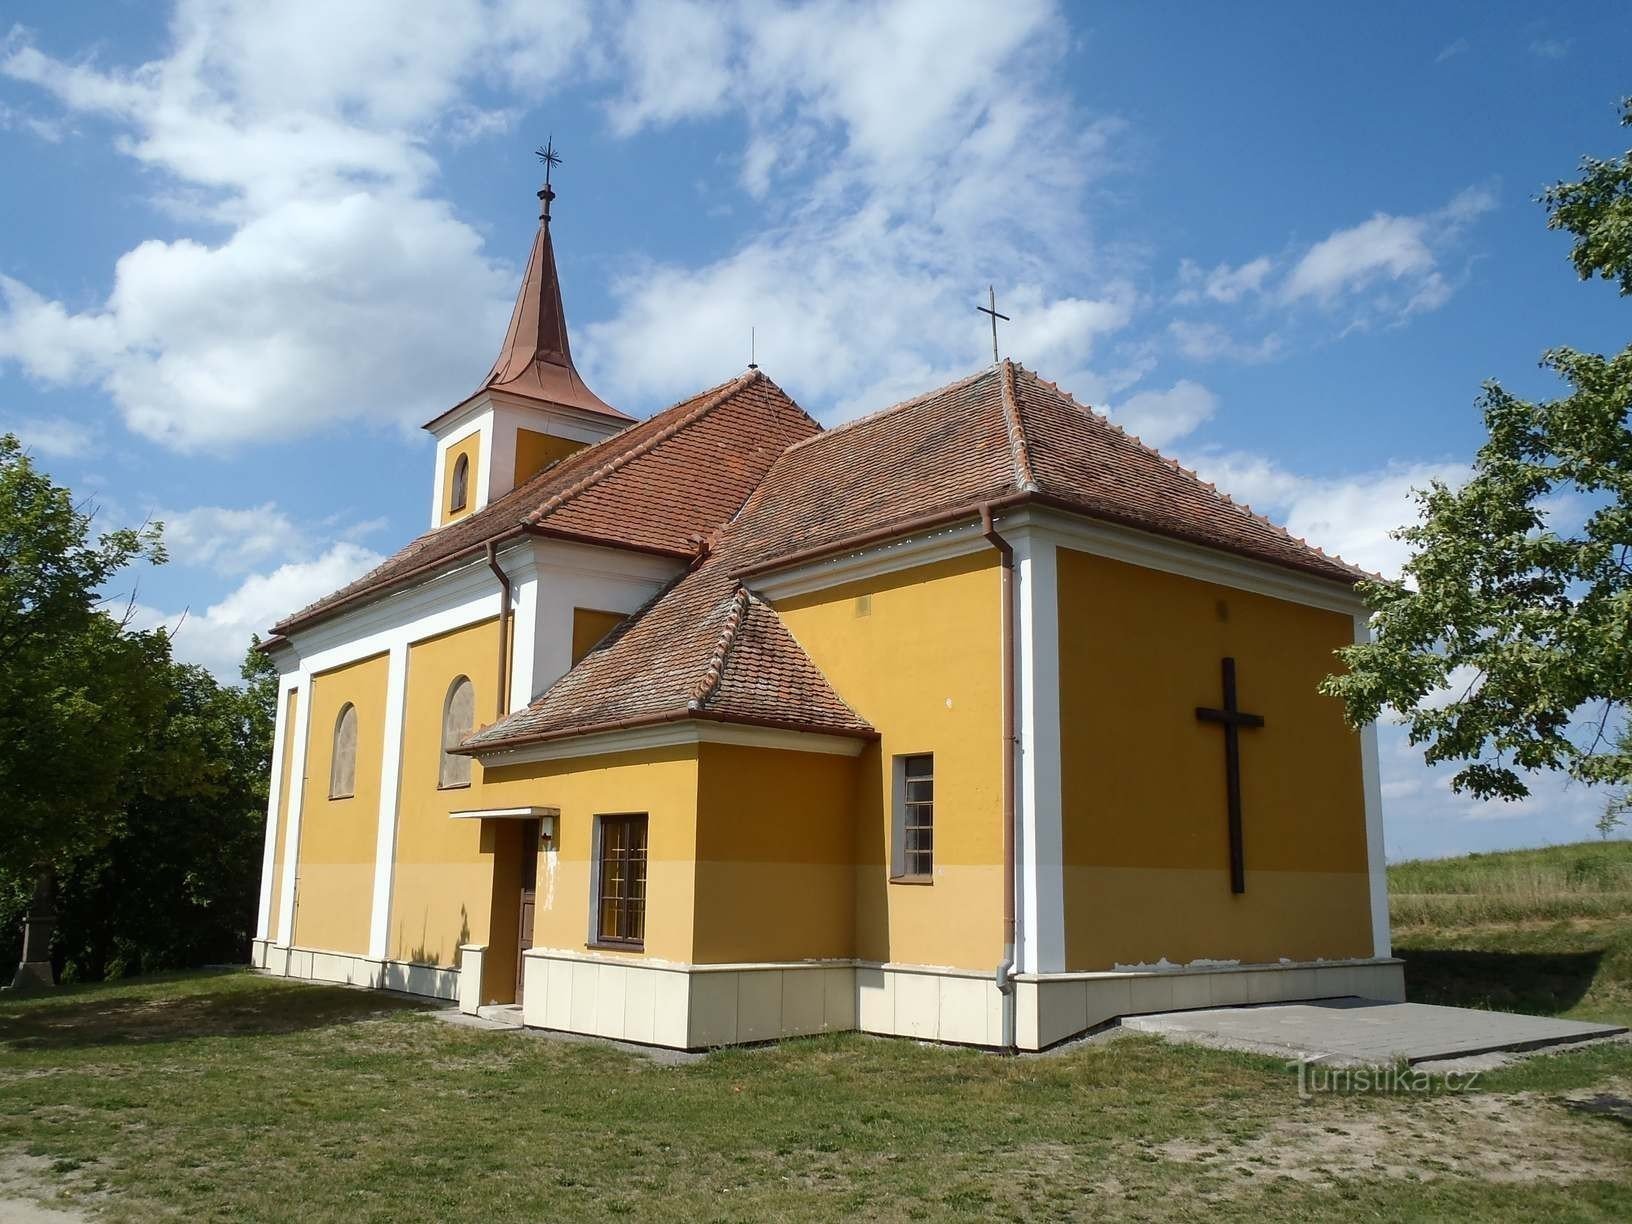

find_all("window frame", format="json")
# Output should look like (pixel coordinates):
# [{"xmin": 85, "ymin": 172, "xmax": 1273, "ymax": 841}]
[
  {"xmin": 589, "ymin": 813, "xmax": 649, "ymax": 950},
  {"xmin": 329, "ymin": 703, "xmax": 358, "ymax": 800},
  {"xmin": 449, "ymin": 452, "xmax": 470, "ymax": 513},
  {"xmin": 890, "ymin": 752, "xmax": 934, "ymax": 883},
  {"xmin": 438, "ymin": 674, "xmax": 475, "ymax": 791}
]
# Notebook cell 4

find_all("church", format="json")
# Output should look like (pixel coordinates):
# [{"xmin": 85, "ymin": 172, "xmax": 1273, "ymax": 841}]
[{"xmin": 250, "ymin": 167, "xmax": 1401, "ymax": 1051}]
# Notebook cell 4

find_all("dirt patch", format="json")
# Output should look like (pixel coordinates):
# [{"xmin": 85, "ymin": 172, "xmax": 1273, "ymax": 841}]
[
  {"xmin": 1154, "ymin": 1086, "xmax": 1626, "ymax": 1192},
  {"xmin": 0, "ymin": 1154, "xmax": 95, "ymax": 1223}
]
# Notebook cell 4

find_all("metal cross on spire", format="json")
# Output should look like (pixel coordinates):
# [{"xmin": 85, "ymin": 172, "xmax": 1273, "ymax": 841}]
[
  {"xmin": 976, "ymin": 285, "xmax": 1010, "ymax": 365},
  {"xmin": 534, "ymin": 137, "xmax": 563, "ymax": 221}
]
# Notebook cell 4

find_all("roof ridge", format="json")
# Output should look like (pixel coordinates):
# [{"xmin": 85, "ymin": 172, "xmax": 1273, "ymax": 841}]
[
  {"xmin": 780, "ymin": 364, "xmax": 995, "ymax": 455},
  {"xmin": 1012, "ymin": 363, "xmax": 1368, "ymax": 578},
  {"xmin": 687, "ymin": 586, "xmax": 751, "ymax": 711},
  {"xmin": 997, "ymin": 358, "xmax": 1038, "ymax": 492},
  {"xmin": 526, "ymin": 369, "xmax": 762, "ymax": 527}
]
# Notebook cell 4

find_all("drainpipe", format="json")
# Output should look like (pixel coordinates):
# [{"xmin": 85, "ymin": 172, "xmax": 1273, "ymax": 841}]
[
  {"xmin": 980, "ymin": 504, "xmax": 1018, "ymax": 1051},
  {"xmin": 485, "ymin": 541, "xmax": 512, "ymax": 720}
]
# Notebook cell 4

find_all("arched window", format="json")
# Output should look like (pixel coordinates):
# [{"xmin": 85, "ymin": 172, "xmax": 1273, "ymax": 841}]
[
  {"xmin": 449, "ymin": 453, "xmax": 470, "ymax": 513},
  {"xmin": 440, "ymin": 675, "xmax": 475, "ymax": 788},
  {"xmin": 330, "ymin": 704, "xmax": 358, "ymax": 799}
]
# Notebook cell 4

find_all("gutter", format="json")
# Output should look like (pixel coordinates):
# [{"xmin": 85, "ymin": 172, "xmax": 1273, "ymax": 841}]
[
  {"xmin": 980, "ymin": 503, "xmax": 1019, "ymax": 1052},
  {"xmin": 485, "ymin": 541, "xmax": 513, "ymax": 719}
]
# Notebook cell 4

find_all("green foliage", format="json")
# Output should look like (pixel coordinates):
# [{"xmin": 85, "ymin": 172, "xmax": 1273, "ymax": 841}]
[
  {"xmin": 1543, "ymin": 97, "xmax": 1632, "ymax": 296},
  {"xmin": 1, "ymin": 437, "xmax": 277, "ymax": 978},
  {"xmin": 1325, "ymin": 99, "xmax": 1632, "ymax": 818},
  {"xmin": 0, "ymin": 434, "xmax": 168, "ymax": 877}
]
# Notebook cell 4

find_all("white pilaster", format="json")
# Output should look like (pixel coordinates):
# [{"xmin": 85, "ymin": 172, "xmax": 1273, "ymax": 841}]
[
  {"xmin": 366, "ymin": 642, "xmax": 411, "ymax": 961},
  {"xmin": 507, "ymin": 574, "xmax": 539, "ymax": 713},
  {"xmin": 275, "ymin": 673, "xmax": 313, "ymax": 947},
  {"xmin": 476, "ymin": 421, "xmax": 494, "ymax": 511},
  {"xmin": 1355, "ymin": 613, "xmax": 1391, "ymax": 958},
  {"xmin": 1012, "ymin": 526, "xmax": 1065, "ymax": 974},
  {"xmin": 254, "ymin": 676, "xmax": 298, "ymax": 940}
]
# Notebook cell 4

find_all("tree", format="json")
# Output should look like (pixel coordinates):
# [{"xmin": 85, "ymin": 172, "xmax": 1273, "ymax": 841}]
[
  {"xmin": 51, "ymin": 646, "xmax": 276, "ymax": 979},
  {"xmin": 0, "ymin": 435, "xmax": 168, "ymax": 982},
  {"xmin": 1324, "ymin": 99, "xmax": 1632, "ymax": 825}
]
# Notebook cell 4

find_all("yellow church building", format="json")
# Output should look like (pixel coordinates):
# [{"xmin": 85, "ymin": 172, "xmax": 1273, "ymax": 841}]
[{"xmin": 251, "ymin": 174, "xmax": 1401, "ymax": 1051}]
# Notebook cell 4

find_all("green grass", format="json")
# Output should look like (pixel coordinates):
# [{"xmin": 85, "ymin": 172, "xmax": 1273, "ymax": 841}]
[
  {"xmin": 0, "ymin": 843, "xmax": 1630, "ymax": 1221},
  {"xmin": 1390, "ymin": 839, "xmax": 1632, "ymax": 1034}
]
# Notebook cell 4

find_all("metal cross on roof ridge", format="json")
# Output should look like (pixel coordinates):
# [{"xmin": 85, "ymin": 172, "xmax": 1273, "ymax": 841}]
[{"xmin": 976, "ymin": 284, "xmax": 1010, "ymax": 365}]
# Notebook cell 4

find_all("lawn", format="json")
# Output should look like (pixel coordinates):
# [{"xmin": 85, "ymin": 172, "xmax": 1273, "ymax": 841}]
[{"xmin": 1, "ymin": 843, "xmax": 1630, "ymax": 1222}]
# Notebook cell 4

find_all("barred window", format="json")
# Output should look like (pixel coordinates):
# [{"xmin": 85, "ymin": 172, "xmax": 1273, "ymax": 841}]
[
  {"xmin": 894, "ymin": 753, "xmax": 933, "ymax": 880},
  {"xmin": 596, "ymin": 814, "xmax": 648, "ymax": 947},
  {"xmin": 439, "ymin": 675, "xmax": 475, "ymax": 789},
  {"xmin": 329, "ymin": 704, "xmax": 357, "ymax": 799}
]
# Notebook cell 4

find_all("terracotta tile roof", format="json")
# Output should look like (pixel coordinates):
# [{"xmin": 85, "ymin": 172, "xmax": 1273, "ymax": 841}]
[
  {"xmin": 728, "ymin": 361, "xmax": 1364, "ymax": 584},
  {"xmin": 464, "ymin": 360, "xmax": 1364, "ymax": 755},
  {"xmin": 273, "ymin": 370, "xmax": 819, "ymax": 634},
  {"xmin": 460, "ymin": 551, "xmax": 873, "ymax": 751}
]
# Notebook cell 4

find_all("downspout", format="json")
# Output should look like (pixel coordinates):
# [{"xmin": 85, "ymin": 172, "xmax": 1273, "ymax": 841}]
[
  {"xmin": 981, "ymin": 503, "xmax": 1018, "ymax": 1051},
  {"xmin": 485, "ymin": 541, "xmax": 512, "ymax": 720}
]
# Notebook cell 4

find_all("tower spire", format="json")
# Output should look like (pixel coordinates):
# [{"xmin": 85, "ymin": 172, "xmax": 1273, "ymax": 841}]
[{"xmin": 474, "ymin": 143, "xmax": 630, "ymax": 422}]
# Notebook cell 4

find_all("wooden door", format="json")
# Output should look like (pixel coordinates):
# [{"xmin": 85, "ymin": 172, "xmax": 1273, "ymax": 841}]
[{"xmin": 514, "ymin": 819, "xmax": 540, "ymax": 1006}]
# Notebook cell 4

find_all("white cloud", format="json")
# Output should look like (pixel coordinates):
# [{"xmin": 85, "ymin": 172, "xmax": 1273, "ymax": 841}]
[
  {"xmin": 135, "ymin": 541, "xmax": 383, "ymax": 680},
  {"xmin": 1434, "ymin": 37, "xmax": 1469, "ymax": 64},
  {"xmin": 1528, "ymin": 37, "xmax": 1570, "ymax": 61},
  {"xmin": 0, "ymin": 1, "xmax": 596, "ymax": 450},
  {"xmin": 1175, "ymin": 256, "xmax": 1274, "ymax": 305},
  {"xmin": 583, "ymin": 0, "xmax": 1127, "ymax": 418},
  {"xmin": 1183, "ymin": 450, "xmax": 1465, "ymax": 577},
  {"xmin": 155, "ymin": 503, "xmax": 300, "ymax": 574},
  {"xmin": 1168, "ymin": 321, "xmax": 1282, "ymax": 364},
  {"xmin": 0, "ymin": 413, "xmax": 95, "ymax": 458},
  {"xmin": 1106, "ymin": 379, "xmax": 1218, "ymax": 449},
  {"xmin": 1282, "ymin": 186, "xmax": 1495, "ymax": 312}
]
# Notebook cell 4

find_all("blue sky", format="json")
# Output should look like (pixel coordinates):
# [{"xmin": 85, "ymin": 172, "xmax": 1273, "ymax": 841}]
[{"xmin": 0, "ymin": 1, "xmax": 1627, "ymax": 859}]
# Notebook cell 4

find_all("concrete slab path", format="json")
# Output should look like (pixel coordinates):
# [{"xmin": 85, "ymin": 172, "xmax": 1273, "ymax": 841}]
[{"xmin": 1122, "ymin": 996, "xmax": 1627, "ymax": 1066}]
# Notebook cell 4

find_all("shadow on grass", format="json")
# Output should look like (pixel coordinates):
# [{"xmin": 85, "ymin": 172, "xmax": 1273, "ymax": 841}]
[
  {"xmin": 1401, "ymin": 947, "xmax": 1602, "ymax": 1016},
  {"xmin": 0, "ymin": 973, "xmax": 431, "ymax": 1051}
]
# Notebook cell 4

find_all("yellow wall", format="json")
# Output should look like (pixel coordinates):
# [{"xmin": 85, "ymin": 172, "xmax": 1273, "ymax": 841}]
[
  {"xmin": 775, "ymin": 553, "xmax": 1003, "ymax": 971},
  {"xmin": 264, "ymin": 688, "xmax": 299, "ymax": 944},
  {"xmin": 439, "ymin": 431, "xmax": 481, "ymax": 526},
  {"xmin": 1057, "ymin": 549, "xmax": 1371, "ymax": 968},
  {"xmin": 571, "ymin": 607, "xmax": 624, "ymax": 665},
  {"xmin": 481, "ymin": 745, "xmax": 699, "ymax": 962},
  {"xmin": 692, "ymin": 743, "xmax": 857, "ymax": 962},
  {"xmin": 293, "ymin": 653, "xmax": 389, "ymax": 954},
  {"xmin": 514, "ymin": 428, "xmax": 584, "ymax": 487},
  {"xmin": 387, "ymin": 618, "xmax": 500, "ymax": 968}
]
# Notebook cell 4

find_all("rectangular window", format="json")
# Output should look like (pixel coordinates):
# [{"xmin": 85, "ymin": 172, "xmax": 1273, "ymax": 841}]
[
  {"xmin": 893, "ymin": 753, "xmax": 934, "ymax": 880},
  {"xmin": 595, "ymin": 814, "xmax": 648, "ymax": 947}
]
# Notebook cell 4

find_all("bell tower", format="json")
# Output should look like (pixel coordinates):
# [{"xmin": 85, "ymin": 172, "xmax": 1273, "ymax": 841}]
[{"xmin": 424, "ymin": 144, "xmax": 631, "ymax": 528}]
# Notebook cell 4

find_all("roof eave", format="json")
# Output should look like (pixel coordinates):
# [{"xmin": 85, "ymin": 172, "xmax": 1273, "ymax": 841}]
[{"xmin": 457, "ymin": 707, "xmax": 878, "ymax": 758}]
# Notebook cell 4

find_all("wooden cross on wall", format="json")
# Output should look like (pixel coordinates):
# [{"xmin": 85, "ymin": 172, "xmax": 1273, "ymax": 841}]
[{"xmin": 1195, "ymin": 657, "xmax": 1264, "ymax": 895}]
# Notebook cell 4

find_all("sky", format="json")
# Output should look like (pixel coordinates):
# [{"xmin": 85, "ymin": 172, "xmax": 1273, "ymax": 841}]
[{"xmin": 0, "ymin": 1, "xmax": 1628, "ymax": 860}]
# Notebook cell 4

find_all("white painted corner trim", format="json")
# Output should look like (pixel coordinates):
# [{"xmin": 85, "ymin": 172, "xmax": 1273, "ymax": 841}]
[{"xmin": 1354, "ymin": 613, "xmax": 1391, "ymax": 959}]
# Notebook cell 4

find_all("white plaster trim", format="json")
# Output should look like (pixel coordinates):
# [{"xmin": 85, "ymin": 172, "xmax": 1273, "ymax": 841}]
[
  {"xmin": 473, "ymin": 717, "xmax": 871, "ymax": 767},
  {"xmin": 254, "ymin": 675, "xmax": 298, "ymax": 941},
  {"xmin": 748, "ymin": 520, "xmax": 991, "ymax": 601},
  {"xmin": 475, "ymin": 418, "xmax": 494, "ymax": 511},
  {"xmin": 366, "ymin": 643, "xmax": 410, "ymax": 961},
  {"xmin": 1355, "ymin": 613, "xmax": 1391, "ymax": 958},
  {"xmin": 274, "ymin": 673, "xmax": 312, "ymax": 946},
  {"xmin": 430, "ymin": 416, "xmax": 488, "ymax": 529},
  {"xmin": 1012, "ymin": 525, "xmax": 1064, "ymax": 974},
  {"xmin": 1016, "ymin": 505, "xmax": 1366, "ymax": 614},
  {"xmin": 745, "ymin": 504, "xmax": 1363, "ymax": 615}
]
